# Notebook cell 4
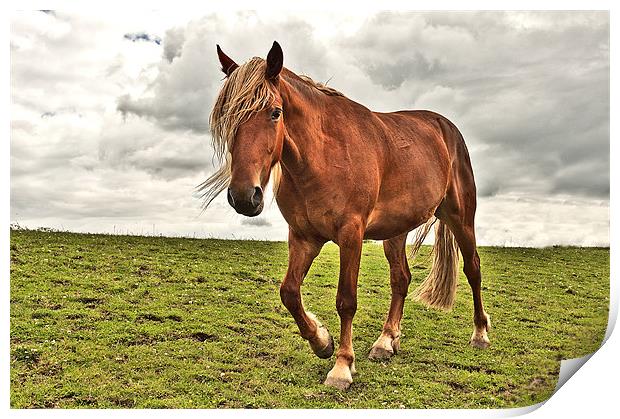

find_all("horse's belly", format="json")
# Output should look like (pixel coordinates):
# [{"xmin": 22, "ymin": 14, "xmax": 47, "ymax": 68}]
[
  {"xmin": 364, "ymin": 193, "xmax": 441, "ymax": 240},
  {"xmin": 364, "ymin": 152, "xmax": 449, "ymax": 240},
  {"xmin": 364, "ymin": 210, "xmax": 426, "ymax": 240}
]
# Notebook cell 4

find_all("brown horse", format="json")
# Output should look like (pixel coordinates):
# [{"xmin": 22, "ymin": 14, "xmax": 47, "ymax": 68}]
[{"xmin": 200, "ymin": 41, "xmax": 491, "ymax": 390}]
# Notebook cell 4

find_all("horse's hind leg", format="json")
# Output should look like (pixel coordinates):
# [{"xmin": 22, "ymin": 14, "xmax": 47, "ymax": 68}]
[
  {"xmin": 369, "ymin": 233, "xmax": 410, "ymax": 360},
  {"xmin": 280, "ymin": 229, "xmax": 333, "ymax": 358},
  {"xmin": 436, "ymin": 201, "xmax": 491, "ymax": 349}
]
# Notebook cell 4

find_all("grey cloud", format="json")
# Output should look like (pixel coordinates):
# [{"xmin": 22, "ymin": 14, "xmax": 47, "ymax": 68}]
[
  {"xmin": 163, "ymin": 27, "xmax": 185, "ymax": 62},
  {"xmin": 96, "ymin": 118, "xmax": 211, "ymax": 181},
  {"xmin": 10, "ymin": 166, "xmax": 197, "ymax": 221},
  {"xmin": 124, "ymin": 32, "xmax": 162, "ymax": 45},
  {"xmin": 117, "ymin": 90, "xmax": 212, "ymax": 133},
  {"xmin": 241, "ymin": 217, "xmax": 272, "ymax": 227},
  {"xmin": 551, "ymin": 158, "xmax": 610, "ymax": 197},
  {"xmin": 477, "ymin": 178, "xmax": 501, "ymax": 198},
  {"xmin": 360, "ymin": 52, "xmax": 443, "ymax": 91}
]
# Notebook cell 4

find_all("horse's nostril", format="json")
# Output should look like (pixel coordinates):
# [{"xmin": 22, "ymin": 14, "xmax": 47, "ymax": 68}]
[
  {"xmin": 251, "ymin": 186, "xmax": 263, "ymax": 208},
  {"xmin": 227, "ymin": 187, "xmax": 235, "ymax": 208}
]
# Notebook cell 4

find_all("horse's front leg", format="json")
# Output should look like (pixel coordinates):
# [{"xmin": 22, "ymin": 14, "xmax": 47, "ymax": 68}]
[
  {"xmin": 324, "ymin": 220, "xmax": 364, "ymax": 390},
  {"xmin": 279, "ymin": 229, "xmax": 333, "ymax": 358}
]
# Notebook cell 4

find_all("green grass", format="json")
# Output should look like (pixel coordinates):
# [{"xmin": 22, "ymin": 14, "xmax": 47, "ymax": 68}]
[{"xmin": 10, "ymin": 229, "xmax": 609, "ymax": 408}]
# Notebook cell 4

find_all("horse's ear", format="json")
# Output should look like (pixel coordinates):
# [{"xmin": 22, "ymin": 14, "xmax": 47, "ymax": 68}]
[
  {"xmin": 216, "ymin": 45, "xmax": 238, "ymax": 77},
  {"xmin": 265, "ymin": 41, "xmax": 283, "ymax": 80}
]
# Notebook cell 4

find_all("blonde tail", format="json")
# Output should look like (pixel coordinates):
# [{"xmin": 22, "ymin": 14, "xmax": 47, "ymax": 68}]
[{"xmin": 411, "ymin": 218, "xmax": 460, "ymax": 311}]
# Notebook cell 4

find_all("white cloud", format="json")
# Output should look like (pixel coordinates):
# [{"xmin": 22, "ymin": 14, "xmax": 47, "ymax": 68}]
[{"xmin": 476, "ymin": 194, "xmax": 609, "ymax": 247}]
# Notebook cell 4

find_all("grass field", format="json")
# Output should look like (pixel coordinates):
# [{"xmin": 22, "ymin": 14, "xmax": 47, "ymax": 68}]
[{"xmin": 10, "ymin": 229, "xmax": 609, "ymax": 409}]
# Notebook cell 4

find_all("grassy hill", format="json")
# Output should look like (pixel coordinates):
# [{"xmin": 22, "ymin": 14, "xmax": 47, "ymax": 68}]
[{"xmin": 9, "ymin": 229, "xmax": 609, "ymax": 408}]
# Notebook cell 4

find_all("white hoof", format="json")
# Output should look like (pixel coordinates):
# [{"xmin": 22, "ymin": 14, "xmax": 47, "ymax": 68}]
[
  {"xmin": 470, "ymin": 313, "xmax": 491, "ymax": 349},
  {"xmin": 470, "ymin": 336, "xmax": 490, "ymax": 349},
  {"xmin": 369, "ymin": 334, "xmax": 400, "ymax": 360},
  {"xmin": 324, "ymin": 365, "xmax": 353, "ymax": 390}
]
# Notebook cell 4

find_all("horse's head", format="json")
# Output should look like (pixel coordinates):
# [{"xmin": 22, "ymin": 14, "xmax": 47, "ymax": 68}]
[{"xmin": 206, "ymin": 42, "xmax": 285, "ymax": 217}]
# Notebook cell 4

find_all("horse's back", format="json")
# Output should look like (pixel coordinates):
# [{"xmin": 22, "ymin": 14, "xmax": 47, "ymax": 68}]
[
  {"xmin": 376, "ymin": 109, "xmax": 475, "ymax": 190},
  {"xmin": 377, "ymin": 110, "xmax": 468, "ymax": 157}
]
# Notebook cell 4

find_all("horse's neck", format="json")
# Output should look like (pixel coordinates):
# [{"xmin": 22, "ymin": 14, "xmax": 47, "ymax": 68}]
[{"xmin": 279, "ymin": 76, "xmax": 335, "ymax": 175}]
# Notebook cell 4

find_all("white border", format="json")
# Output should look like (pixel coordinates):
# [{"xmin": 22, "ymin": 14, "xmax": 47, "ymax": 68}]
[{"xmin": 3, "ymin": 1, "xmax": 616, "ymax": 417}]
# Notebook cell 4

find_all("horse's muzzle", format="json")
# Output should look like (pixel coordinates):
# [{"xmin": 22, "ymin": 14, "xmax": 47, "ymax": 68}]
[{"xmin": 227, "ymin": 186, "xmax": 264, "ymax": 217}]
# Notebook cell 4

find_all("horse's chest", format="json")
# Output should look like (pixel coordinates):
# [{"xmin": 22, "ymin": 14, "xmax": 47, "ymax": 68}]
[{"xmin": 276, "ymin": 190, "xmax": 347, "ymax": 240}]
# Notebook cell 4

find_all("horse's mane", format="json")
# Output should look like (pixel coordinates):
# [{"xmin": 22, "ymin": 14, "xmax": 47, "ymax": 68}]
[
  {"xmin": 297, "ymin": 75, "xmax": 344, "ymax": 97},
  {"xmin": 198, "ymin": 57, "xmax": 343, "ymax": 208}
]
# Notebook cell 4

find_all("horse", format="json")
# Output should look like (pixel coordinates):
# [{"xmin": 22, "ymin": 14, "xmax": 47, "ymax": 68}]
[{"xmin": 199, "ymin": 41, "xmax": 491, "ymax": 390}]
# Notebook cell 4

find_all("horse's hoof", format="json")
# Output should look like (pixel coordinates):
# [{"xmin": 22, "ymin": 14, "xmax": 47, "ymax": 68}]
[
  {"xmin": 369, "ymin": 345, "xmax": 394, "ymax": 360},
  {"xmin": 470, "ymin": 337, "xmax": 490, "ymax": 349},
  {"xmin": 368, "ymin": 335, "xmax": 399, "ymax": 360},
  {"xmin": 307, "ymin": 312, "xmax": 334, "ymax": 359},
  {"xmin": 324, "ymin": 376, "xmax": 352, "ymax": 391},
  {"xmin": 470, "ymin": 313, "xmax": 491, "ymax": 349},
  {"xmin": 324, "ymin": 364, "xmax": 353, "ymax": 390},
  {"xmin": 324, "ymin": 374, "xmax": 352, "ymax": 390},
  {"xmin": 470, "ymin": 328, "xmax": 490, "ymax": 349},
  {"xmin": 312, "ymin": 334, "xmax": 334, "ymax": 359}
]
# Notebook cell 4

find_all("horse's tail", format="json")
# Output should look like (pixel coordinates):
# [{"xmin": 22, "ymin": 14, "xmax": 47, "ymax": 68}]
[{"xmin": 410, "ymin": 216, "xmax": 460, "ymax": 311}]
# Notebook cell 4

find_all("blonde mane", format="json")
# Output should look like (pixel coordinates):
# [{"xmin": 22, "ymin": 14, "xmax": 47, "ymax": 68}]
[
  {"xmin": 198, "ymin": 57, "xmax": 343, "ymax": 208},
  {"xmin": 298, "ymin": 75, "xmax": 344, "ymax": 97}
]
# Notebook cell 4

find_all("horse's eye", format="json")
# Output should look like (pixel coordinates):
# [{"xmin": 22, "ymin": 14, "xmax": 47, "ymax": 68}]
[{"xmin": 271, "ymin": 108, "xmax": 282, "ymax": 120}]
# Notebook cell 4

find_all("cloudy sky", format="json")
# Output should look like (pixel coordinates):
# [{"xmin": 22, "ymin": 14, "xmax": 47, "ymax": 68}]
[{"xmin": 10, "ymin": 10, "xmax": 609, "ymax": 246}]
